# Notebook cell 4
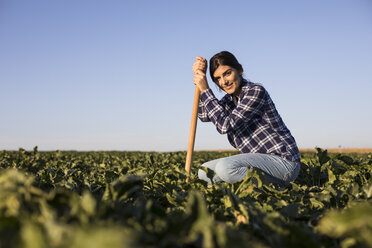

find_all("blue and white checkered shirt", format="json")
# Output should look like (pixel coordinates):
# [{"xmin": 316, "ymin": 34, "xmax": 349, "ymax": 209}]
[{"xmin": 198, "ymin": 79, "xmax": 300, "ymax": 162}]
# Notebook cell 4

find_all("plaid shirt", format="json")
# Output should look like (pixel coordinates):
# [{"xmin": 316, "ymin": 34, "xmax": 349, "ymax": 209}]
[{"xmin": 198, "ymin": 80, "xmax": 300, "ymax": 162}]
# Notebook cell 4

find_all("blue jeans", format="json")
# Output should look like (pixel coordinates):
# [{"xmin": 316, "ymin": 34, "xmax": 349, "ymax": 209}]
[{"xmin": 198, "ymin": 153, "xmax": 300, "ymax": 186}]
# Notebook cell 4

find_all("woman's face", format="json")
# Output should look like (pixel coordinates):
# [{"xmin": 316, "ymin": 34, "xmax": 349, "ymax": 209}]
[{"xmin": 213, "ymin": 65, "xmax": 242, "ymax": 96}]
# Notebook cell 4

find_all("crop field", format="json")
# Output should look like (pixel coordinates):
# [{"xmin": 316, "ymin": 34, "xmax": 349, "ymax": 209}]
[
  {"xmin": 299, "ymin": 148, "xmax": 372, "ymax": 154},
  {"xmin": 0, "ymin": 148, "xmax": 371, "ymax": 248}
]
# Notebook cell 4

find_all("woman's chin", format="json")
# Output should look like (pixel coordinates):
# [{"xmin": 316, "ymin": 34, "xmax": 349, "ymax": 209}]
[{"xmin": 225, "ymin": 88, "xmax": 234, "ymax": 95}]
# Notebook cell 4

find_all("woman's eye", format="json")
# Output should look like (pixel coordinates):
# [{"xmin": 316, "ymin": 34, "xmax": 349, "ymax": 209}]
[{"xmin": 226, "ymin": 70, "xmax": 231, "ymax": 75}]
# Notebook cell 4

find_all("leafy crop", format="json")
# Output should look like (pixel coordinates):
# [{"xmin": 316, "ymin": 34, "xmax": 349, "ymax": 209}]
[{"xmin": 0, "ymin": 147, "xmax": 371, "ymax": 248}]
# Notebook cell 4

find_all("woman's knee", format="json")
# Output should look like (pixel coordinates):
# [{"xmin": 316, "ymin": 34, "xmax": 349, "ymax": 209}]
[{"xmin": 215, "ymin": 159, "xmax": 247, "ymax": 184}]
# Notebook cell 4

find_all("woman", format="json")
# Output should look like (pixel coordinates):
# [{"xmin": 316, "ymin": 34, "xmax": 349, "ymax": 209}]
[{"xmin": 193, "ymin": 51, "xmax": 300, "ymax": 186}]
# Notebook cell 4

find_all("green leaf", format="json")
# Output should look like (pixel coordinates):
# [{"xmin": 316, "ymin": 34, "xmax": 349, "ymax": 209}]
[
  {"xmin": 309, "ymin": 198, "xmax": 324, "ymax": 209},
  {"xmin": 20, "ymin": 221, "xmax": 47, "ymax": 248},
  {"xmin": 315, "ymin": 147, "xmax": 330, "ymax": 165},
  {"xmin": 317, "ymin": 202, "xmax": 372, "ymax": 247},
  {"xmin": 327, "ymin": 168, "xmax": 336, "ymax": 184}
]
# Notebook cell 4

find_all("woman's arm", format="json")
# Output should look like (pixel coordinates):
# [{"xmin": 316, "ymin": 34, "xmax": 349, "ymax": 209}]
[
  {"xmin": 200, "ymin": 85, "xmax": 266, "ymax": 134},
  {"xmin": 198, "ymin": 100, "xmax": 210, "ymax": 122}
]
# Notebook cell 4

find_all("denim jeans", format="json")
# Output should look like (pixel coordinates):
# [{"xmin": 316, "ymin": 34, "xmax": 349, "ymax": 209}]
[{"xmin": 198, "ymin": 153, "xmax": 300, "ymax": 186}]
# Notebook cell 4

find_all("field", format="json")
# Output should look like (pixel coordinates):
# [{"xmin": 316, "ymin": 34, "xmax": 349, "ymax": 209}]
[
  {"xmin": 0, "ymin": 148, "xmax": 371, "ymax": 248},
  {"xmin": 299, "ymin": 148, "xmax": 372, "ymax": 154}
]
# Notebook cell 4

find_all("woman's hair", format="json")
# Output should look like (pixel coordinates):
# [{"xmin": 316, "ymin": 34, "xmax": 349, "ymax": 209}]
[{"xmin": 209, "ymin": 51, "xmax": 243, "ymax": 83}]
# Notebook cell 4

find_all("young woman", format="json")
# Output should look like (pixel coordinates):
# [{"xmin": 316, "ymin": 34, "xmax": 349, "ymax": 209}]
[{"xmin": 193, "ymin": 51, "xmax": 300, "ymax": 186}]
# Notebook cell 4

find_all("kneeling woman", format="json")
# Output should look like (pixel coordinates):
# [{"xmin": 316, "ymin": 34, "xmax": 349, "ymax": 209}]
[{"xmin": 193, "ymin": 51, "xmax": 300, "ymax": 186}]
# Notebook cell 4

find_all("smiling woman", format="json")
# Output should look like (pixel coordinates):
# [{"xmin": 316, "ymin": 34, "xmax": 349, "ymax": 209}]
[
  {"xmin": 193, "ymin": 51, "xmax": 301, "ymax": 187},
  {"xmin": 213, "ymin": 65, "xmax": 242, "ymax": 96}
]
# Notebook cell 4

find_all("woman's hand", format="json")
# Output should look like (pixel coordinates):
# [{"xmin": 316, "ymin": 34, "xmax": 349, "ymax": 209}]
[
  {"xmin": 193, "ymin": 56, "xmax": 207, "ymax": 73},
  {"xmin": 193, "ymin": 56, "xmax": 209, "ymax": 92}
]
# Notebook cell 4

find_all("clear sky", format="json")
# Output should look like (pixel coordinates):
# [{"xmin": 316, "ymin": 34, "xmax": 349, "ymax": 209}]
[{"xmin": 1, "ymin": 0, "xmax": 371, "ymax": 151}]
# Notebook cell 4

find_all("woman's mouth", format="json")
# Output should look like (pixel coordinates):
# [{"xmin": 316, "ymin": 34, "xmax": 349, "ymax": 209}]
[{"xmin": 224, "ymin": 84, "xmax": 233, "ymax": 90}]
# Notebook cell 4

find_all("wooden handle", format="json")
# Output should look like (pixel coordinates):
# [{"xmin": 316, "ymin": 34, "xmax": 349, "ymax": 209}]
[{"xmin": 185, "ymin": 87, "xmax": 201, "ymax": 182}]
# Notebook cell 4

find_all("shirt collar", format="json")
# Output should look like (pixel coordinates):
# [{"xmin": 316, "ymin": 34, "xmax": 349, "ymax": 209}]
[{"xmin": 229, "ymin": 78, "xmax": 249, "ymax": 102}]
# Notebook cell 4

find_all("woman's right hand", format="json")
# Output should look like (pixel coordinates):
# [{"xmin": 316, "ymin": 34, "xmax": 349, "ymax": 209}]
[
  {"xmin": 193, "ymin": 56, "xmax": 207, "ymax": 74},
  {"xmin": 193, "ymin": 56, "xmax": 209, "ymax": 92}
]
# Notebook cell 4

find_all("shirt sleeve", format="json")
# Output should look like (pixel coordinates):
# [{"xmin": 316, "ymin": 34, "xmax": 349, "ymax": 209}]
[
  {"xmin": 200, "ymin": 86, "xmax": 266, "ymax": 134},
  {"xmin": 197, "ymin": 99, "xmax": 210, "ymax": 122}
]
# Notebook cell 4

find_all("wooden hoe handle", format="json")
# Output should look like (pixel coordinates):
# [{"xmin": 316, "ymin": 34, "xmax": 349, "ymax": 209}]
[{"xmin": 185, "ymin": 87, "xmax": 200, "ymax": 182}]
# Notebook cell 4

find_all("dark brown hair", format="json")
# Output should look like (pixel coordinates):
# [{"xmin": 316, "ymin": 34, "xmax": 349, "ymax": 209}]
[{"xmin": 209, "ymin": 51, "xmax": 243, "ymax": 83}]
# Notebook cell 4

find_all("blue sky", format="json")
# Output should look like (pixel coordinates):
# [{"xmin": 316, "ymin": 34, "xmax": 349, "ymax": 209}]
[{"xmin": 1, "ymin": 0, "xmax": 371, "ymax": 151}]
